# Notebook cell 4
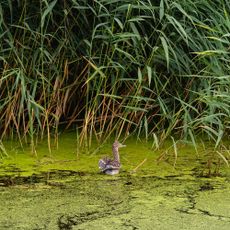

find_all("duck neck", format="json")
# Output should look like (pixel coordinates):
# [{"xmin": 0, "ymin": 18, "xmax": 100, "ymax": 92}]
[{"xmin": 112, "ymin": 146, "xmax": 120, "ymax": 162}]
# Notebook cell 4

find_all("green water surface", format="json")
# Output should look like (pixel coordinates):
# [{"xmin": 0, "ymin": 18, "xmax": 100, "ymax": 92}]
[{"xmin": 0, "ymin": 135, "xmax": 229, "ymax": 229}]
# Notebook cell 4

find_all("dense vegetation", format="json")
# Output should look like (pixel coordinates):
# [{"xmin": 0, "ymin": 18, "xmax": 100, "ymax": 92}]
[{"xmin": 0, "ymin": 0, "xmax": 230, "ymax": 150}]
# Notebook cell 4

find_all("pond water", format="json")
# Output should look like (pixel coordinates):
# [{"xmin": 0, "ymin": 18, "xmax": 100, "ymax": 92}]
[{"xmin": 0, "ymin": 135, "xmax": 229, "ymax": 229}]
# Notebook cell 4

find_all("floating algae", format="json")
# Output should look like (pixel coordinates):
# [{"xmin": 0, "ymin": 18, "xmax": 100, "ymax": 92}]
[{"xmin": 0, "ymin": 135, "xmax": 229, "ymax": 229}]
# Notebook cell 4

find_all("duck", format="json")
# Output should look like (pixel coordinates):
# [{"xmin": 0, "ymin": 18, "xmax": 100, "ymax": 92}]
[{"xmin": 98, "ymin": 140, "xmax": 126, "ymax": 175}]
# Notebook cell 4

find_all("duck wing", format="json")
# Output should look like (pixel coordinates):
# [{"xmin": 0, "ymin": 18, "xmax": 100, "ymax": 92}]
[{"xmin": 98, "ymin": 157, "xmax": 120, "ymax": 171}]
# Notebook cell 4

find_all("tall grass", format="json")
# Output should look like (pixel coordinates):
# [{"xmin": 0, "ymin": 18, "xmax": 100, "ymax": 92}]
[{"xmin": 0, "ymin": 0, "xmax": 230, "ymax": 151}]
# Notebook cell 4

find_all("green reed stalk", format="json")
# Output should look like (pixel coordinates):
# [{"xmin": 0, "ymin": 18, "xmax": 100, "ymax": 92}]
[{"xmin": 0, "ymin": 0, "xmax": 229, "ymax": 159}]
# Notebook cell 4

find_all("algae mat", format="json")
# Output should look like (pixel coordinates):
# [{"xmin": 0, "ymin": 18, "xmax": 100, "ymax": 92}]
[
  {"xmin": 0, "ymin": 173, "xmax": 229, "ymax": 230},
  {"xmin": 0, "ymin": 137, "xmax": 230, "ymax": 229}
]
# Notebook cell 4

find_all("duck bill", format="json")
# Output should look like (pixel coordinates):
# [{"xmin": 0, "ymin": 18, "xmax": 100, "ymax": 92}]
[{"xmin": 119, "ymin": 143, "xmax": 126, "ymax": 148}]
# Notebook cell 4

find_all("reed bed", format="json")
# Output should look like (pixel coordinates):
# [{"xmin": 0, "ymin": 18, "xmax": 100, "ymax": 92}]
[{"xmin": 0, "ymin": 0, "xmax": 230, "ymax": 152}]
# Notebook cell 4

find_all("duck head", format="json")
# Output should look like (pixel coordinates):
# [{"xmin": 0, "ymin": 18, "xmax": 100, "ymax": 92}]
[{"xmin": 113, "ymin": 140, "xmax": 126, "ymax": 149}]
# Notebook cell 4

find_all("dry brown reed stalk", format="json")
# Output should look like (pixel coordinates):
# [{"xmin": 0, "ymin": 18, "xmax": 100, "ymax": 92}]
[
  {"xmin": 0, "ymin": 0, "xmax": 229, "ymax": 158},
  {"xmin": 131, "ymin": 158, "xmax": 147, "ymax": 173}
]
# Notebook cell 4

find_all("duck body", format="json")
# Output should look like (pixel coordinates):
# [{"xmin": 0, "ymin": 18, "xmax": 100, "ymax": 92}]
[
  {"xmin": 98, "ymin": 141, "xmax": 126, "ymax": 175},
  {"xmin": 98, "ymin": 157, "xmax": 121, "ymax": 175}
]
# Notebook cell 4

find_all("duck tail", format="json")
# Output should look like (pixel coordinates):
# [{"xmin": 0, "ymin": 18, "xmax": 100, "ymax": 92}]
[{"xmin": 98, "ymin": 159, "xmax": 106, "ymax": 170}]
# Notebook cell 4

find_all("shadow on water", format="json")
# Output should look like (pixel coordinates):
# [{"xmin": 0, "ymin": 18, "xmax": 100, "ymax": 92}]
[{"xmin": 0, "ymin": 169, "xmax": 87, "ymax": 187}]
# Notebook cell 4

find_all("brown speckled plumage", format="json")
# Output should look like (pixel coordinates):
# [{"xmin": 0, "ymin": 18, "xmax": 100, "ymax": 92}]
[{"xmin": 98, "ymin": 141, "xmax": 126, "ymax": 175}]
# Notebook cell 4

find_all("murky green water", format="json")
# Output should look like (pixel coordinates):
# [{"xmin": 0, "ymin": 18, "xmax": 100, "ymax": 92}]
[{"xmin": 0, "ymin": 135, "xmax": 229, "ymax": 229}]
